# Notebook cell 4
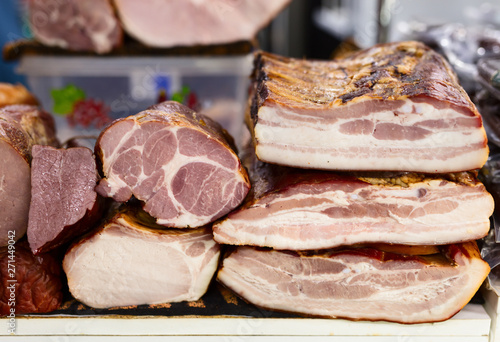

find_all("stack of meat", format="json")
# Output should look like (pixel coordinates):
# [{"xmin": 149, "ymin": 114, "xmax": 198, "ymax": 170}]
[
  {"xmin": 0, "ymin": 85, "xmax": 65, "ymax": 315},
  {"xmin": 214, "ymin": 41, "xmax": 494, "ymax": 323},
  {"xmin": 60, "ymin": 101, "xmax": 250, "ymax": 309},
  {"xmin": 0, "ymin": 94, "xmax": 251, "ymax": 312}
]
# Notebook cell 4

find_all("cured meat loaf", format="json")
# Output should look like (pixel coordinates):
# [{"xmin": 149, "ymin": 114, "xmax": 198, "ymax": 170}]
[
  {"xmin": 0, "ymin": 105, "xmax": 58, "ymax": 246},
  {"xmin": 28, "ymin": 0, "xmax": 122, "ymax": 53},
  {"xmin": 113, "ymin": 0, "xmax": 291, "ymax": 48},
  {"xmin": 95, "ymin": 101, "xmax": 250, "ymax": 228},
  {"xmin": 249, "ymin": 41, "xmax": 488, "ymax": 173},
  {"xmin": 63, "ymin": 207, "xmax": 220, "ymax": 309},
  {"xmin": 217, "ymin": 242, "xmax": 489, "ymax": 323},
  {"xmin": 27, "ymin": 145, "xmax": 105, "ymax": 254},
  {"xmin": 213, "ymin": 152, "xmax": 494, "ymax": 250}
]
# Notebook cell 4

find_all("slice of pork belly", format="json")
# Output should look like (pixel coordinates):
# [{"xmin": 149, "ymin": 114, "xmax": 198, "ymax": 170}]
[
  {"xmin": 249, "ymin": 41, "xmax": 488, "ymax": 173},
  {"xmin": 27, "ymin": 145, "xmax": 105, "ymax": 255},
  {"xmin": 63, "ymin": 207, "xmax": 220, "ymax": 309},
  {"xmin": 113, "ymin": 0, "xmax": 291, "ymax": 48},
  {"xmin": 28, "ymin": 0, "xmax": 122, "ymax": 53},
  {"xmin": 95, "ymin": 101, "xmax": 250, "ymax": 228},
  {"xmin": 213, "ymin": 152, "xmax": 494, "ymax": 250},
  {"xmin": 0, "ymin": 105, "xmax": 58, "ymax": 246},
  {"xmin": 217, "ymin": 242, "xmax": 489, "ymax": 323}
]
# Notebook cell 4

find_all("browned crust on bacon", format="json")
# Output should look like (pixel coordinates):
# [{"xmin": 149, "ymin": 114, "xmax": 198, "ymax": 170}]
[{"xmin": 250, "ymin": 41, "xmax": 479, "ymax": 126}]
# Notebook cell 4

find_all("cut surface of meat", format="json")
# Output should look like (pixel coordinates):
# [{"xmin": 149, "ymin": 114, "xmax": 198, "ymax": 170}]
[
  {"xmin": 213, "ymin": 153, "xmax": 494, "ymax": 250},
  {"xmin": 0, "ymin": 240, "xmax": 63, "ymax": 316},
  {"xmin": 0, "ymin": 105, "xmax": 58, "ymax": 246},
  {"xmin": 95, "ymin": 101, "xmax": 250, "ymax": 228},
  {"xmin": 113, "ymin": 0, "xmax": 291, "ymax": 48},
  {"xmin": 63, "ymin": 207, "xmax": 220, "ymax": 309},
  {"xmin": 249, "ymin": 41, "xmax": 488, "ymax": 173},
  {"xmin": 27, "ymin": 145, "xmax": 104, "ymax": 254},
  {"xmin": 217, "ymin": 242, "xmax": 489, "ymax": 323},
  {"xmin": 28, "ymin": 0, "xmax": 122, "ymax": 53}
]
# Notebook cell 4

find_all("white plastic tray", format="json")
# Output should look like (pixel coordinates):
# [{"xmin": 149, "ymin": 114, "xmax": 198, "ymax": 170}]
[{"xmin": 0, "ymin": 302, "xmax": 491, "ymax": 341}]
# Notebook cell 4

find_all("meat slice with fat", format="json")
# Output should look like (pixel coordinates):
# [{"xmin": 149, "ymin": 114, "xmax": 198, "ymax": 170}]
[
  {"xmin": 113, "ymin": 0, "xmax": 291, "ymax": 48},
  {"xmin": 0, "ymin": 105, "xmax": 58, "ymax": 246},
  {"xmin": 95, "ymin": 101, "xmax": 250, "ymax": 228},
  {"xmin": 27, "ymin": 145, "xmax": 105, "ymax": 254},
  {"xmin": 63, "ymin": 207, "xmax": 220, "ymax": 309},
  {"xmin": 217, "ymin": 242, "xmax": 489, "ymax": 323},
  {"xmin": 28, "ymin": 0, "xmax": 122, "ymax": 53},
  {"xmin": 213, "ymin": 151, "xmax": 494, "ymax": 250},
  {"xmin": 249, "ymin": 41, "xmax": 488, "ymax": 173}
]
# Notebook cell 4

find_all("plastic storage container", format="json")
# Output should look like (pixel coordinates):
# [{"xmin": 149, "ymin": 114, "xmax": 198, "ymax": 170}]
[{"xmin": 17, "ymin": 54, "xmax": 253, "ymax": 145}]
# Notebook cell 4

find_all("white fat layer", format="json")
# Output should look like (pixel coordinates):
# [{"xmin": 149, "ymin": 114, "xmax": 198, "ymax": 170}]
[
  {"xmin": 217, "ymin": 248, "xmax": 489, "ymax": 323},
  {"xmin": 254, "ymin": 99, "xmax": 487, "ymax": 172},
  {"xmin": 63, "ymin": 224, "xmax": 220, "ymax": 308},
  {"xmin": 101, "ymin": 123, "xmax": 245, "ymax": 227},
  {"xmin": 256, "ymin": 144, "xmax": 486, "ymax": 173},
  {"xmin": 214, "ymin": 183, "xmax": 493, "ymax": 249}
]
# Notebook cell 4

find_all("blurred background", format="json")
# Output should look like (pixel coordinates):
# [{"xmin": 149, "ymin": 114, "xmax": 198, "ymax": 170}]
[
  {"xmin": 2, "ymin": 0, "xmax": 500, "ymax": 143},
  {"xmin": 2, "ymin": 0, "xmax": 500, "ymax": 84}
]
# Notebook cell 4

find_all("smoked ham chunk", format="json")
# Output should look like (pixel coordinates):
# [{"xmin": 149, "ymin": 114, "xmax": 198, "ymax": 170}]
[
  {"xmin": 249, "ymin": 41, "xmax": 488, "ymax": 173},
  {"xmin": 63, "ymin": 208, "xmax": 220, "ymax": 309},
  {"xmin": 113, "ymin": 0, "xmax": 291, "ymax": 48},
  {"xmin": 218, "ymin": 242, "xmax": 489, "ymax": 323},
  {"xmin": 28, "ymin": 0, "xmax": 122, "ymax": 53},
  {"xmin": 95, "ymin": 101, "xmax": 250, "ymax": 228},
  {"xmin": 0, "ymin": 83, "xmax": 38, "ymax": 107}
]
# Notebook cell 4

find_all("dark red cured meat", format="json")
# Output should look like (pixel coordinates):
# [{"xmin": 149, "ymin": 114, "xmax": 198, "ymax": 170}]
[
  {"xmin": 0, "ymin": 240, "xmax": 63, "ymax": 316},
  {"xmin": 95, "ymin": 101, "xmax": 250, "ymax": 228},
  {"xmin": 27, "ymin": 145, "xmax": 105, "ymax": 254},
  {"xmin": 217, "ymin": 242, "xmax": 489, "ymax": 323},
  {"xmin": 0, "ymin": 105, "xmax": 58, "ymax": 247}
]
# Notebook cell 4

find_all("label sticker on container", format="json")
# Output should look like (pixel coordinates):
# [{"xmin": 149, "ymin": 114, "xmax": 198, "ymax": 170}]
[{"xmin": 129, "ymin": 69, "xmax": 177, "ymax": 103}]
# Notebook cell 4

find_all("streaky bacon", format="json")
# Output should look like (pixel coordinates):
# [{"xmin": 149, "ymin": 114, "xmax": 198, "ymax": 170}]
[
  {"xmin": 217, "ymin": 242, "xmax": 489, "ymax": 323},
  {"xmin": 249, "ymin": 41, "xmax": 488, "ymax": 173},
  {"xmin": 213, "ymin": 151, "xmax": 494, "ymax": 250}
]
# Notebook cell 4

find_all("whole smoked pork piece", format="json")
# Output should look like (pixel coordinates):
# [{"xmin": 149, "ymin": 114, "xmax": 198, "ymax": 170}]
[
  {"xmin": 28, "ymin": 0, "xmax": 122, "ymax": 53},
  {"xmin": 0, "ymin": 240, "xmax": 63, "ymax": 316},
  {"xmin": 95, "ymin": 101, "xmax": 250, "ymax": 228},
  {"xmin": 0, "ymin": 105, "xmax": 58, "ymax": 246},
  {"xmin": 27, "ymin": 145, "xmax": 104, "ymax": 254},
  {"xmin": 113, "ymin": 0, "xmax": 291, "ymax": 48},
  {"xmin": 0, "ymin": 83, "xmax": 38, "ymax": 108},
  {"xmin": 249, "ymin": 41, "xmax": 489, "ymax": 173},
  {"xmin": 213, "ymin": 153, "xmax": 494, "ymax": 250},
  {"xmin": 63, "ymin": 208, "xmax": 220, "ymax": 309},
  {"xmin": 218, "ymin": 242, "xmax": 489, "ymax": 324}
]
